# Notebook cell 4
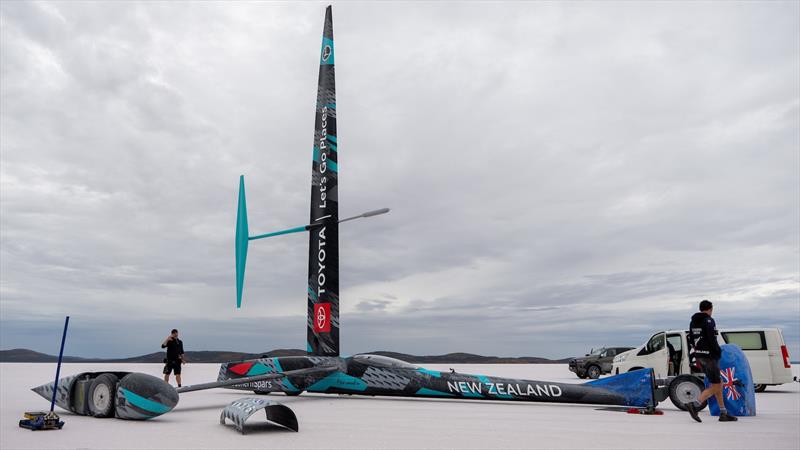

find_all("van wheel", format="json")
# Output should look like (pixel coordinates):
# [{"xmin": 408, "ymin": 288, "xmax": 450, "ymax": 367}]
[
  {"xmin": 754, "ymin": 384, "xmax": 767, "ymax": 393},
  {"xmin": 88, "ymin": 373, "xmax": 119, "ymax": 418},
  {"xmin": 669, "ymin": 375, "xmax": 707, "ymax": 411},
  {"xmin": 587, "ymin": 365, "xmax": 601, "ymax": 379}
]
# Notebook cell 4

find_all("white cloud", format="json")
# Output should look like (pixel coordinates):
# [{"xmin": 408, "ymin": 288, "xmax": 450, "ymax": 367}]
[{"xmin": 1, "ymin": 1, "xmax": 798, "ymax": 359}]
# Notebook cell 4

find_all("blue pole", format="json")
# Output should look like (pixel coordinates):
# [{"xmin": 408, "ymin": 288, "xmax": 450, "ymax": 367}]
[{"xmin": 50, "ymin": 316, "xmax": 70, "ymax": 412}]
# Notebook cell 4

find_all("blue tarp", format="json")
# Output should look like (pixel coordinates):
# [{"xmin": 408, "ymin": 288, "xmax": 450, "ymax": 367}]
[
  {"xmin": 585, "ymin": 368, "xmax": 655, "ymax": 408},
  {"xmin": 706, "ymin": 344, "xmax": 756, "ymax": 416}
]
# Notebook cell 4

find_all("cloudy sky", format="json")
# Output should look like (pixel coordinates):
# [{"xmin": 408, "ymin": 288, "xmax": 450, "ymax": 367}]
[{"xmin": 1, "ymin": 1, "xmax": 798, "ymax": 360}]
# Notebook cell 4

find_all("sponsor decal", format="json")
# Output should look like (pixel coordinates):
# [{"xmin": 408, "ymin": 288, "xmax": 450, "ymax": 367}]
[
  {"xmin": 314, "ymin": 303, "xmax": 331, "ymax": 333},
  {"xmin": 233, "ymin": 380, "xmax": 274, "ymax": 390},
  {"xmin": 318, "ymin": 106, "xmax": 330, "ymax": 207},
  {"xmin": 446, "ymin": 381, "xmax": 563, "ymax": 398},
  {"xmin": 313, "ymin": 106, "xmax": 332, "ymax": 328},
  {"xmin": 229, "ymin": 362, "xmax": 255, "ymax": 376},
  {"xmin": 316, "ymin": 226, "xmax": 327, "ymax": 295}
]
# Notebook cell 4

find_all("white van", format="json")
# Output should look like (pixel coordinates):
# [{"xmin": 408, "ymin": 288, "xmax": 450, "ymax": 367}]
[{"xmin": 612, "ymin": 328, "xmax": 794, "ymax": 391}]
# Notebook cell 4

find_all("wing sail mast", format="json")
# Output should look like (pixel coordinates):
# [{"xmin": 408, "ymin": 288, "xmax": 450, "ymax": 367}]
[
  {"xmin": 308, "ymin": 5, "xmax": 339, "ymax": 356},
  {"xmin": 233, "ymin": 6, "xmax": 388, "ymax": 356}
]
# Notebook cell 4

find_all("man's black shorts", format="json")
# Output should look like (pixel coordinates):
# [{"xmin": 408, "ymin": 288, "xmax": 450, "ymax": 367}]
[
  {"xmin": 163, "ymin": 359, "xmax": 182, "ymax": 375},
  {"xmin": 696, "ymin": 356, "xmax": 721, "ymax": 384}
]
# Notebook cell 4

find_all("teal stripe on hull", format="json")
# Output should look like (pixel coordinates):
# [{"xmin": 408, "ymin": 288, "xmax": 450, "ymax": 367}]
[
  {"xmin": 282, "ymin": 378, "xmax": 301, "ymax": 392},
  {"xmin": 307, "ymin": 372, "xmax": 367, "ymax": 392},
  {"xmin": 270, "ymin": 358, "xmax": 300, "ymax": 391},
  {"xmin": 415, "ymin": 388, "xmax": 454, "ymax": 397},
  {"xmin": 246, "ymin": 363, "xmax": 271, "ymax": 376},
  {"xmin": 417, "ymin": 368, "xmax": 442, "ymax": 378},
  {"xmin": 120, "ymin": 388, "xmax": 171, "ymax": 414}
]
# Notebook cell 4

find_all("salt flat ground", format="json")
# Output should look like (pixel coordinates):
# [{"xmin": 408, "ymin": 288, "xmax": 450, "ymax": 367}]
[{"xmin": 1, "ymin": 363, "xmax": 798, "ymax": 450}]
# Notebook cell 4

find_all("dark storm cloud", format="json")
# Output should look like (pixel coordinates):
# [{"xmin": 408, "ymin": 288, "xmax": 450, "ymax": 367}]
[{"xmin": 1, "ymin": 1, "xmax": 798, "ymax": 359}]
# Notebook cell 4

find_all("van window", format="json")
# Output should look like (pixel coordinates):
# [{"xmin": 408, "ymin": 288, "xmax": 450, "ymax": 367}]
[
  {"xmin": 638, "ymin": 333, "xmax": 666, "ymax": 356},
  {"xmin": 721, "ymin": 331, "xmax": 767, "ymax": 350},
  {"xmin": 667, "ymin": 334, "xmax": 682, "ymax": 352}
]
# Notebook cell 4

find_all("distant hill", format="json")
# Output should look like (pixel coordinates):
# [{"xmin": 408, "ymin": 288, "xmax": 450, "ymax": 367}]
[
  {"xmin": 0, "ymin": 348, "xmax": 307, "ymax": 363},
  {"xmin": 371, "ymin": 351, "xmax": 570, "ymax": 364},
  {"xmin": 0, "ymin": 348, "xmax": 570, "ymax": 364}
]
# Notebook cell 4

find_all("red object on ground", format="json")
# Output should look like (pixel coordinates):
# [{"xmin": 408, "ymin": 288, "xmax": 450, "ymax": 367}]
[{"xmin": 627, "ymin": 408, "xmax": 663, "ymax": 415}]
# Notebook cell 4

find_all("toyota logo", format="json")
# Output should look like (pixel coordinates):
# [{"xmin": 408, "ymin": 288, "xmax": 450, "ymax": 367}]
[
  {"xmin": 322, "ymin": 45, "xmax": 332, "ymax": 61},
  {"xmin": 316, "ymin": 305, "xmax": 327, "ymax": 329}
]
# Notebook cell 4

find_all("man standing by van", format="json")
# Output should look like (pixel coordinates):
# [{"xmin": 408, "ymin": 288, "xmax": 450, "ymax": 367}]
[{"xmin": 686, "ymin": 300, "xmax": 737, "ymax": 422}]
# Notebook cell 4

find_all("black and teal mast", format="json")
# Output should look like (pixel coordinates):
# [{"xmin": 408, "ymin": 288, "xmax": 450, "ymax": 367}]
[
  {"xmin": 307, "ymin": 5, "xmax": 339, "ymax": 356},
  {"xmin": 234, "ymin": 6, "xmax": 389, "ymax": 357}
]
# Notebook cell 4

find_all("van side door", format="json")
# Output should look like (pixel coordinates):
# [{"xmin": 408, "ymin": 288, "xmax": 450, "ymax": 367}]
[
  {"xmin": 636, "ymin": 332, "xmax": 668, "ymax": 378},
  {"xmin": 666, "ymin": 333, "xmax": 683, "ymax": 376},
  {"xmin": 679, "ymin": 332, "xmax": 692, "ymax": 374}
]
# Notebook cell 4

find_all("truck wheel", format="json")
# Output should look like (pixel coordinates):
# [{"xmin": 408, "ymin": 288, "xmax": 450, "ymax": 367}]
[
  {"xmin": 669, "ymin": 375, "xmax": 707, "ymax": 411},
  {"xmin": 754, "ymin": 384, "xmax": 767, "ymax": 393},
  {"xmin": 88, "ymin": 373, "xmax": 119, "ymax": 418},
  {"xmin": 587, "ymin": 365, "xmax": 601, "ymax": 379}
]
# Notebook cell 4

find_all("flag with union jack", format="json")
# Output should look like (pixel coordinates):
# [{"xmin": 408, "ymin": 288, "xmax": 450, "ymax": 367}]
[{"xmin": 720, "ymin": 367, "xmax": 741, "ymax": 401}]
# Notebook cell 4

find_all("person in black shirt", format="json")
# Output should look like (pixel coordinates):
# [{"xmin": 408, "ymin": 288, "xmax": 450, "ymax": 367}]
[
  {"xmin": 686, "ymin": 300, "xmax": 737, "ymax": 422},
  {"xmin": 161, "ymin": 329, "xmax": 185, "ymax": 387}
]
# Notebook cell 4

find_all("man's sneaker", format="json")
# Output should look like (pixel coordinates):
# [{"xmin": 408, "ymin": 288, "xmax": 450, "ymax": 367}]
[
  {"xmin": 719, "ymin": 412, "xmax": 738, "ymax": 422},
  {"xmin": 686, "ymin": 402, "xmax": 702, "ymax": 423}
]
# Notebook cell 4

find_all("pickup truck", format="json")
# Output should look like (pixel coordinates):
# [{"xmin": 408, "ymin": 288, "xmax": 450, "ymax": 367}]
[{"xmin": 568, "ymin": 347, "xmax": 634, "ymax": 379}]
